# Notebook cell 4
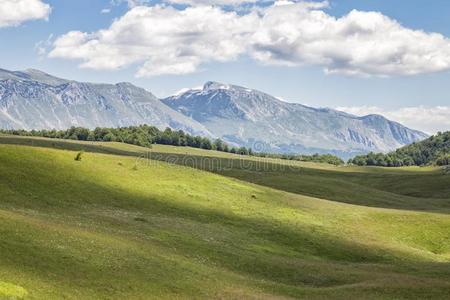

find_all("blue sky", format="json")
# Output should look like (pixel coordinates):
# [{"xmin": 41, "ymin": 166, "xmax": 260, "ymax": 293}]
[{"xmin": 1, "ymin": 0, "xmax": 450, "ymax": 133}]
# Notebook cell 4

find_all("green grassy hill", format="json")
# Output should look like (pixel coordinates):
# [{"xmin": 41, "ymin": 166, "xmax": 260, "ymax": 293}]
[
  {"xmin": 0, "ymin": 136, "xmax": 449, "ymax": 299},
  {"xmin": 2, "ymin": 135, "xmax": 449, "ymax": 211}
]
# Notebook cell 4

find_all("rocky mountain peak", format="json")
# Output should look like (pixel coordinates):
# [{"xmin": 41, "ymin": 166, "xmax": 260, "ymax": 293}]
[{"xmin": 203, "ymin": 81, "xmax": 232, "ymax": 91}]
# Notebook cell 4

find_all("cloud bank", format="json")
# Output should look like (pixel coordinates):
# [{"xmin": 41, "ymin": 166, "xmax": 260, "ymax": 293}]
[
  {"xmin": 337, "ymin": 106, "xmax": 450, "ymax": 134},
  {"xmin": 49, "ymin": 1, "xmax": 450, "ymax": 77},
  {"xmin": 0, "ymin": 0, "xmax": 51, "ymax": 28}
]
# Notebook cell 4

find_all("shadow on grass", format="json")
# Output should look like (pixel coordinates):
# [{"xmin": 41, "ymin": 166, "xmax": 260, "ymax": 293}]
[
  {"xmin": 128, "ymin": 150, "xmax": 450, "ymax": 213},
  {"xmin": 1, "ymin": 145, "xmax": 449, "ymax": 300}
]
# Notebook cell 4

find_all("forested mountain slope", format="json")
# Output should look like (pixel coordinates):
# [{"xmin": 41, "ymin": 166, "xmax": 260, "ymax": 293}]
[{"xmin": 350, "ymin": 131, "xmax": 450, "ymax": 166}]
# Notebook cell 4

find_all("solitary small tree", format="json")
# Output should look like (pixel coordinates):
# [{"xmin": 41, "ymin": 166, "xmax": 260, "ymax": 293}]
[{"xmin": 74, "ymin": 151, "xmax": 84, "ymax": 161}]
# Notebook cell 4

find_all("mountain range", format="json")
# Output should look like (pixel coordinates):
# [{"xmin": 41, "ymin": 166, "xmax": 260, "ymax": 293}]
[
  {"xmin": 0, "ymin": 68, "xmax": 210, "ymax": 136},
  {"xmin": 0, "ymin": 68, "xmax": 428, "ymax": 158}
]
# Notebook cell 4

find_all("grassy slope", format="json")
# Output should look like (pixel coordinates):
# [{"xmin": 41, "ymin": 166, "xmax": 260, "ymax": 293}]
[
  {"xmin": 1, "ymin": 136, "xmax": 448, "ymax": 211},
  {"xmin": 0, "ymin": 139, "xmax": 448, "ymax": 298}
]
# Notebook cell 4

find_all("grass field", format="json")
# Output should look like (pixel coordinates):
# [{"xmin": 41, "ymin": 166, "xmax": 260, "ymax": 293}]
[{"xmin": 0, "ymin": 136, "xmax": 449, "ymax": 299}]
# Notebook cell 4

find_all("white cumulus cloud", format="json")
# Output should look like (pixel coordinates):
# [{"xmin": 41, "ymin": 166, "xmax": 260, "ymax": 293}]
[
  {"xmin": 252, "ymin": 2, "xmax": 450, "ymax": 76},
  {"xmin": 49, "ymin": 5, "xmax": 256, "ymax": 76},
  {"xmin": 0, "ymin": 0, "xmax": 51, "ymax": 28},
  {"xmin": 49, "ymin": 1, "xmax": 450, "ymax": 77},
  {"xmin": 336, "ymin": 106, "xmax": 450, "ymax": 134}
]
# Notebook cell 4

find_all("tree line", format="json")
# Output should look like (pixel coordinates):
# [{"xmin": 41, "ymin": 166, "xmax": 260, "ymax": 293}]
[
  {"xmin": 0, "ymin": 125, "xmax": 253, "ymax": 154},
  {"xmin": 253, "ymin": 152, "xmax": 344, "ymax": 166},
  {"xmin": 0, "ymin": 125, "xmax": 344, "ymax": 165},
  {"xmin": 348, "ymin": 131, "xmax": 450, "ymax": 167}
]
